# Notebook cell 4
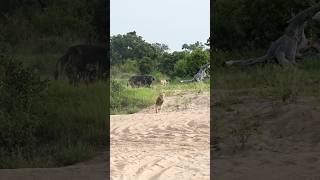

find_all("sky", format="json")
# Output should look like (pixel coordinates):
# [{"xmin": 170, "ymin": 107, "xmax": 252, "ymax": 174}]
[{"xmin": 110, "ymin": 0, "xmax": 210, "ymax": 52}]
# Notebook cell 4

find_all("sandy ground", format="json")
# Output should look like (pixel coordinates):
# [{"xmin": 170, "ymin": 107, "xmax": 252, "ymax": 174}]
[
  {"xmin": 0, "ymin": 151, "xmax": 108, "ymax": 180},
  {"xmin": 110, "ymin": 91, "xmax": 210, "ymax": 180},
  {"xmin": 213, "ymin": 89, "xmax": 320, "ymax": 180}
]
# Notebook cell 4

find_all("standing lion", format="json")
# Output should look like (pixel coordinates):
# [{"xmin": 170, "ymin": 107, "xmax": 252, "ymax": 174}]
[{"xmin": 155, "ymin": 92, "xmax": 165, "ymax": 113}]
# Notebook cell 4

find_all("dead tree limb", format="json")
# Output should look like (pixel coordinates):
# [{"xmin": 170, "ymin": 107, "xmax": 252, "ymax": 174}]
[
  {"xmin": 225, "ymin": 3, "xmax": 320, "ymax": 67},
  {"xmin": 180, "ymin": 63, "xmax": 210, "ymax": 83}
]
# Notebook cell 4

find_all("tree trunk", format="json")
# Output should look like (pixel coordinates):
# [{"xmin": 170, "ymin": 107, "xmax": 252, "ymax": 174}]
[
  {"xmin": 225, "ymin": 3, "xmax": 320, "ymax": 67},
  {"xmin": 180, "ymin": 63, "xmax": 210, "ymax": 83}
]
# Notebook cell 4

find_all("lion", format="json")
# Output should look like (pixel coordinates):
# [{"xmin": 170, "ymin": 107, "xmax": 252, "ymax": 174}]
[
  {"xmin": 160, "ymin": 79, "xmax": 169, "ymax": 86},
  {"xmin": 155, "ymin": 92, "xmax": 165, "ymax": 113}
]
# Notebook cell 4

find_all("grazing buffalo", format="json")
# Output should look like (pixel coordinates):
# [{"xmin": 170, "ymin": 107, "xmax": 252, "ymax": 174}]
[
  {"xmin": 128, "ymin": 75, "xmax": 155, "ymax": 88},
  {"xmin": 54, "ymin": 45, "xmax": 109, "ymax": 85}
]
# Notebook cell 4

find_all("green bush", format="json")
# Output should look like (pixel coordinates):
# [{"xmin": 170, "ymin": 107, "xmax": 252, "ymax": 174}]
[
  {"xmin": 0, "ymin": 58, "xmax": 48, "ymax": 152},
  {"xmin": 0, "ymin": 57, "xmax": 107, "ymax": 168},
  {"xmin": 111, "ymin": 79, "xmax": 125, "ymax": 92},
  {"xmin": 110, "ymin": 80, "xmax": 159, "ymax": 114}
]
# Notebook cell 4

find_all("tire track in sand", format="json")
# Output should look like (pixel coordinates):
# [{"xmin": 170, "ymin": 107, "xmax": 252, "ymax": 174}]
[{"xmin": 111, "ymin": 92, "xmax": 210, "ymax": 180}]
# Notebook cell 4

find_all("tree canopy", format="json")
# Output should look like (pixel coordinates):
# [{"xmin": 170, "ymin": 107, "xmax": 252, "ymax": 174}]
[
  {"xmin": 212, "ymin": 0, "xmax": 320, "ymax": 50},
  {"xmin": 111, "ymin": 32, "xmax": 209, "ymax": 78}
]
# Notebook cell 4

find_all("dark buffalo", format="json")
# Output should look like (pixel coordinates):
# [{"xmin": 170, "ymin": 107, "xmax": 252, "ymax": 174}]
[
  {"xmin": 54, "ymin": 45, "xmax": 109, "ymax": 85},
  {"xmin": 128, "ymin": 75, "xmax": 155, "ymax": 88}
]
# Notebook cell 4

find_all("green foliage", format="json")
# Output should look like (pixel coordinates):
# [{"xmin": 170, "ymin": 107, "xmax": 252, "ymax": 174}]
[
  {"xmin": 174, "ymin": 49, "xmax": 209, "ymax": 77},
  {"xmin": 139, "ymin": 57, "xmax": 155, "ymax": 74},
  {"xmin": 111, "ymin": 79, "xmax": 125, "ymax": 93},
  {"xmin": 110, "ymin": 78, "xmax": 210, "ymax": 115},
  {"xmin": 110, "ymin": 31, "xmax": 210, "ymax": 78},
  {"xmin": 157, "ymin": 51, "xmax": 186, "ymax": 76},
  {"xmin": 212, "ymin": 0, "xmax": 316, "ymax": 50},
  {"xmin": 0, "ymin": 13, "xmax": 35, "ymax": 49},
  {"xmin": 174, "ymin": 58, "xmax": 189, "ymax": 77},
  {"xmin": 213, "ymin": 54, "xmax": 320, "ymax": 102},
  {"xmin": 120, "ymin": 59, "xmax": 139, "ymax": 73},
  {"xmin": 0, "ymin": 0, "xmax": 106, "ymax": 53},
  {"xmin": 0, "ymin": 1, "xmax": 109, "ymax": 168},
  {"xmin": 186, "ymin": 49, "xmax": 210, "ymax": 75},
  {"xmin": 111, "ymin": 31, "xmax": 162, "ymax": 65},
  {"xmin": 151, "ymin": 71, "xmax": 169, "ymax": 81},
  {"xmin": 30, "ymin": 0, "xmax": 93, "ymax": 37},
  {"xmin": 152, "ymin": 43, "xmax": 170, "ymax": 55},
  {"xmin": 0, "ymin": 58, "xmax": 48, "ymax": 152},
  {"xmin": 182, "ymin": 41, "xmax": 206, "ymax": 51},
  {"xmin": 110, "ymin": 80, "xmax": 159, "ymax": 114},
  {"xmin": 16, "ymin": 53, "xmax": 60, "ymax": 77},
  {"xmin": 0, "ymin": 57, "xmax": 107, "ymax": 168}
]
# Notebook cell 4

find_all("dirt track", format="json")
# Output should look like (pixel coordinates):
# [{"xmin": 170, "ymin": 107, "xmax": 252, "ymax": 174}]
[
  {"xmin": 213, "ymin": 90, "xmax": 320, "ymax": 180},
  {"xmin": 110, "ymin": 91, "xmax": 210, "ymax": 180},
  {"xmin": 0, "ymin": 151, "xmax": 108, "ymax": 180}
]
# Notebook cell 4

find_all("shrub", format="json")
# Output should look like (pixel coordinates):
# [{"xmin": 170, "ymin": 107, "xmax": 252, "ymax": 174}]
[
  {"xmin": 0, "ymin": 57, "xmax": 48, "ymax": 153},
  {"xmin": 0, "ymin": 57, "xmax": 107, "ymax": 168},
  {"xmin": 174, "ymin": 58, "xmax": 188, "ymax": 77},
  {"xmin": 110, "ymin": 79, "xmax": 159, "ymax": 114}
]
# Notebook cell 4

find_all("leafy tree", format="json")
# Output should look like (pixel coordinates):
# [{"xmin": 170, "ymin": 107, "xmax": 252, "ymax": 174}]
[
  {"xmin": 111, "ymin": 31, "xmax": 157, "ymax": 65},
  {"xmin": 138, "ymin": 57, "xmax": 154, "ymax": 75},
  {"xmin": 157, "ymin": 51, "xmax": 187, "ymax": 76},
  {"xmin": 174, "ymin": 58, "xmax": 188, "ymax": 77},
  {"xmin": 173, "ymin": 49, "xmax": 209, "ymax": 77},
  {"xmin": 151, "ymin": 43, "xmax": 169, "ymax": 55},
  {"xmin": 182, "ymin": 41, "xmax": 206, "ymax": 51},
  {"xmin": 185, "ymin": 49, "xmax": 209, "ymax": 75}
]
